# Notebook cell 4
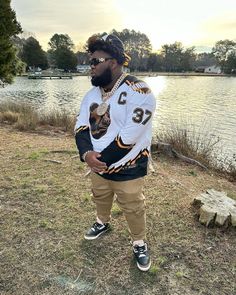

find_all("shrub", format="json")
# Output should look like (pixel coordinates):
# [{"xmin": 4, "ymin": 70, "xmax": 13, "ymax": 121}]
[
  {"xmin": 0, "ymin": 101, "xmax": 75, "ymax": 133},
  {"xmin": 39, "ymin": 109, "xmax": 75, "ymax": 132},
  {"xmin": 156, "ymin": 118, "xmax": 236, "ymax": 181},
  {"xmin": 156, "ymin": 119, "xmax": 221, "ymax": 167},
  {"xmin": 0, "ymin": 111, "xmax": 19, "ymax": 123}
]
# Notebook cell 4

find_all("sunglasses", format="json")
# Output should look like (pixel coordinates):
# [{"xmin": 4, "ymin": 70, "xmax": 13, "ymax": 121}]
[{"xmin": 89, "ymin": 57, "xmax": 113, "ymax": 66}]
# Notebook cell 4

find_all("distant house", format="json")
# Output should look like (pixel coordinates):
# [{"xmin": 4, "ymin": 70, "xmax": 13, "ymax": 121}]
[
  {"xmin": 195, "ymin": 66, "xmax": 206, "ymax": 73},
  {"xmin": 28, "ymin": 66, "xmax": 42, "ymax": 73},
  {"xmin": 76, "ymin": 65, "xmax": 90, "ymax": 73},
  {"xmin": 204, "ymin": 65, "xmax": 221, "ymax": 74}
]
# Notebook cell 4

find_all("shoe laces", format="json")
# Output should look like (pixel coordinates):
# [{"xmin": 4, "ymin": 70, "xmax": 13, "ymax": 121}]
[
  {"xmin": 133, "ymin": 243, "xmax": 148, "ymax": 257},
  {"xmin": 92, "ymin": 222, "xmax": 104, "ymax": 231}
]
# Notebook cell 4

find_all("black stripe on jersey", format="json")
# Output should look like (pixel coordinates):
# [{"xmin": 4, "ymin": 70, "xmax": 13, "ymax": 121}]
[
  {"xmin": 117, "ymin": 75, "xmax": 150, "ymax": 95},
  {"xmin": 117, "ymin": 74, "xmax": 139, "ymax": 89},
  {"xmin": 103, "ymin": 148, "xmax": 149, "ymax": 175},
  {"xmin": 124, "ymin": 75, "xmax": 140, "ymax": 83},
  {"xmin": 99, "ymin": 136, "xmax": 134, "ymax": 167},
  {"xmin": 75, "ymin": 125, "xmax": 93, "ymax": 162},
  {"xmin": 75, "ymin": 125, "xmax": 89, "ymax": 133},
  {"xmin": 124, "ymin": 75, "xmax": 151, "ymax": 94},
  {"xmin": 100, "ymin": 149, "xmax": 149, "ymax": 181}
]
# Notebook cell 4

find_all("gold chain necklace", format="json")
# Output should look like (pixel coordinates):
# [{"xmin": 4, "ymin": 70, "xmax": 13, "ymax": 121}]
[{"xmin": 96, "ymin": 73, "xmax": 127, "ymax": 116}]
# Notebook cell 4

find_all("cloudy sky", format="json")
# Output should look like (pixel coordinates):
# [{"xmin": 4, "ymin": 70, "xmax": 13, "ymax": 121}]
[{"xmin": 11, "ymin": 0, "xmax": 236, "ymax": 52}]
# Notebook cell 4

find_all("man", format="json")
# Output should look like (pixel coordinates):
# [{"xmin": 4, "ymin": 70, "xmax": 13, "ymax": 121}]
[{"xmin": 74, "ymin": 33, "xmax": 156, "ymax": 271}]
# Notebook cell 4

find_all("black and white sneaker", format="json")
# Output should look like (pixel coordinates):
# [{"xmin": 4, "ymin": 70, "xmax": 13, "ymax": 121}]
[
  {"xmin": 133, "ymin": 243, "xmax": 151, "ymax": 271},
  {"xmin": 84, "ymin": 222, "xmax": 110, "ymax": 240}
]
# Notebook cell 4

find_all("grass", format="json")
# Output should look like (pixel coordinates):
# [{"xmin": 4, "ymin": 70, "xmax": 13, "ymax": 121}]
[
  {"xmin": 0, "ymin": 101, "xmax": 75, "ymax": 133},
  {"xmin": 156, "ymin": 119, "xmax": 221, "ymax": 166},
  {"xmin": 0, "ymin": 125, "xmax": 235, "ymax": 295},
  {"xmin": 156, "ymin": 118, "xmax": 236, "ymax": 181},
  {"xmin": 39, "ymin": 109, "xmax": 75, "ymax": 132}
]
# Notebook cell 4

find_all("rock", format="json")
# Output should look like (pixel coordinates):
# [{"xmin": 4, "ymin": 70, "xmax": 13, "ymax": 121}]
[{"xmin": 193, "ymin": 189, "xmax": 236, "ymax": 227}]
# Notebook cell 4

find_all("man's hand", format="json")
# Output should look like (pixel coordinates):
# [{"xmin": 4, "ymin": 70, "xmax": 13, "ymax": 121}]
[{"xmin": 85, "ymin": 151, "xmax": 107, "ymax": 172}]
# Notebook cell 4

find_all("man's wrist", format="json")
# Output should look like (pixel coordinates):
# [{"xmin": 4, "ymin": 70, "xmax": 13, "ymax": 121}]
[{"xmin": 82, "ymin": 150, "xmax": 92, "ymax": 162}]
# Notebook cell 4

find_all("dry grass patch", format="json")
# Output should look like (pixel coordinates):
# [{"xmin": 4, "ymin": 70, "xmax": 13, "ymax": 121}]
[
  {"xmin": 156, "ymin": 119, "xmax": 220, "ymax": 166},
  {"xmin": 0, "ymin": 101, "xmax": 75, "ymax": 133},
  {"xmin": 0, "ymin": 111, "xmax": 19, "ymax": 123},
  {"xmin": 156, "ymin": 119, "xmax": 236, "ymax": 181},
  {"xmin": 39, "ymin": 109, "xmax": 75, "ymax": 133}
]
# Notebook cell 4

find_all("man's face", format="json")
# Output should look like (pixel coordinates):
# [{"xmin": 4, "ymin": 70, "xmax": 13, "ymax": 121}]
[{"xmin": 90, "ymin": 50, "xmax": 113, "ymax": 87}]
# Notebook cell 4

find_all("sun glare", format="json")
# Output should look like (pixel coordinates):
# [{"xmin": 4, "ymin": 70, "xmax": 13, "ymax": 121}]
[{"xmin": 144, "ymin": 76, "xmax": 166, "ymax": 97}]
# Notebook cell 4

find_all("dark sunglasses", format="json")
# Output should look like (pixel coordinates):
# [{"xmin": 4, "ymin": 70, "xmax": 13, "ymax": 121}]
[{"xmin": 89, "ymin": 57, "xmax": 113, "ymax": 66}]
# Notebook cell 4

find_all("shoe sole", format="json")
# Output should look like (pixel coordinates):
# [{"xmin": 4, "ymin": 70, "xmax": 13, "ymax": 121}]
[
  {"xmin": 136, "ymin": 260, "xmax": 152, "ymax": 271},
  {"xmin": 84, "ymin": 228, "xmax": 110, "ymax": 240}
]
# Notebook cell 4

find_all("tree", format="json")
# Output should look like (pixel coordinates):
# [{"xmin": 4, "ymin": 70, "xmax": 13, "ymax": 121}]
[
  {"xmin": 147, "ymin": 53, "xmax": 163, "ymax": 72},
  {"xmin": 0, "ymin": 0, "xmax": 23, "ymax": 84},
  {"xmin": 12, "ymin": 35, "xmax": 25, "ymax": 58},
  {"xmin": 111, "ymin": 29, "xmax": 152, "ymax": 71},
  {"xmin": 48, "ymin": 34, "xmax": 74, "ymax": 51},
  {"xmin": 75, "ymin": 42, "xmax": 89, "ymax": 65},
  {"xmin": 161, "ymin": 42, "xmax": 196, "ymax": 72},
  {"xmin": 21, "ymin": 37, "xmax": 48, "ymax": 70},
  {"xmin": 180, "ymin": 47, "xmax": 196, "ymax": 71},
  {"xmin": 161, "ymin": 42, "xmax": 184, "ymax": 72},
  {"xmin": 54, "ymin": 47, "xmax": 77, "ymax": 71},
  {"xmin": 212, "ymin": 39, "xmax": 236, "ymax": 73},
  {"xmin": 48, "ymin": 34, "xmax": 77, "ymax": 70},
  {"xmin": 224, "ymin": 52, "xmax": 236, "ymax": 74},
  {"xmin": 194, "ymin": 52, "xmax": 217, "ymax": 68},
  {"xmin": 12, "ymin": 31, "xmax": 36, "ymax": 61},
  {"xmin": 75, "ymin": 51, "xmax": 90, "ymax": 66}
]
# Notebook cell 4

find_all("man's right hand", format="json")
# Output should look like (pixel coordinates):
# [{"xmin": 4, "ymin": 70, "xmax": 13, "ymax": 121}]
[{"xmin": 85, "ymin": 151, "xmax": 107, "ymax": 173}]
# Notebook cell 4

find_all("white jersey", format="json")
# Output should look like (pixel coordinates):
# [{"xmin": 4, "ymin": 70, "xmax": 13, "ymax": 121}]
[{"xmin": 75, "ymin": 75, "xmax": 156, "ymax": 180}]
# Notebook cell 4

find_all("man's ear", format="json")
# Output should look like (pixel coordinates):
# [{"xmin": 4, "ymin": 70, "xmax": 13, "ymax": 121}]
[{"xmin": 110, "ymin": 59, "xmax": 119, "ymax": 70}]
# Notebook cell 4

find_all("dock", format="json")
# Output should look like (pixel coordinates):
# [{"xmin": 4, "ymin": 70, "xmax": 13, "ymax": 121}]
[{"xmin": 28, "ymin": 73, "xmax": 73, "ymax": 79}]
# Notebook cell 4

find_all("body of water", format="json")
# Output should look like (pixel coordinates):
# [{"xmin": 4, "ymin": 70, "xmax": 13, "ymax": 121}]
[{"xmin": 0, "ymin": 75, "xmax": 236, "ymax": 158}]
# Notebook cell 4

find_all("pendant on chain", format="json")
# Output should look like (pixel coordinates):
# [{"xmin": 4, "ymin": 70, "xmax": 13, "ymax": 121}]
[
  {"xmin": 96, "ymin": 73, "xmax": 127, "ymax": 116},
  {"xmin": 96, "ymin": 102, "xmax": 109, "ymax": 116}
]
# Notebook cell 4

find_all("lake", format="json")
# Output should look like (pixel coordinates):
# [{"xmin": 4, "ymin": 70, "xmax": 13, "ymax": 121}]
[{"xmin": 0, "ymin": 75, "xmax": 236, "ymax": 159}]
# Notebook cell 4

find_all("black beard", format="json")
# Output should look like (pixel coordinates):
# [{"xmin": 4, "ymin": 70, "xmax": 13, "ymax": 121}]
[{"xmin": 91, "ymin": 68, "xmax": 112, "ymax": 87}]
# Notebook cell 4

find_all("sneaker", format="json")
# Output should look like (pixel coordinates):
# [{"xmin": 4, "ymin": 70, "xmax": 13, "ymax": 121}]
[
  {"xmin": 84, "ymin": 222, "xmax": 110, "ymax": 240},
  {"xmin": 133, "ymin": 243, "xmax": 151, "ymax": 271}
]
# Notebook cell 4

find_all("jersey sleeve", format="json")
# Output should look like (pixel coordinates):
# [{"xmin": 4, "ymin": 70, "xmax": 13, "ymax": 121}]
[
  {"xmin": 99, "ymin": 91, "xmax": 156, "ymax": 166},
  {"xmin": 74, "ymin": 96, "xmax": 93, "ymax": 161}
]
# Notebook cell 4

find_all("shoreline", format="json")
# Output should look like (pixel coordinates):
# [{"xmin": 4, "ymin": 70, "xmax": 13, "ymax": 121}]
[
  {"xmin": 131, "ymin": 71, "xmax": 235, "ymax": 77},
  {"xmin": 19, "ymin": 72, "xmax": 236, "ymax": 78}
]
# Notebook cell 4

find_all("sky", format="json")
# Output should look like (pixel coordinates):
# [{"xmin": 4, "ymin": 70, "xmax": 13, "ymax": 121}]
[{"xmin": 11, "ymin": 0, "xmax": 236, "ymax": 52}]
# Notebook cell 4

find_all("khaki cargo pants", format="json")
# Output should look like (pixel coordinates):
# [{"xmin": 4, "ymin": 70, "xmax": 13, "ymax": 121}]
[{"xmin": 90, "ymin": 172, "xmax": 146, "ymax": 241}]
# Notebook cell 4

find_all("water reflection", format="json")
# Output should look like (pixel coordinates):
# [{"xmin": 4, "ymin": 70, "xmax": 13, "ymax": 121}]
[
  {"xmin": 0, "ymin": 75, "xmax": 235, "ymax": 158},
  {"xmin": 145, "ymin": 76, "xmax": 166, "ymax": 96}
]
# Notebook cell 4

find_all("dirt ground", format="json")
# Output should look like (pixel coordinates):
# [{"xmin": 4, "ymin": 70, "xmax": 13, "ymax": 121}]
[{"xmin": 0, "ymin": 125, "xmax": 235, "ymax": 295}]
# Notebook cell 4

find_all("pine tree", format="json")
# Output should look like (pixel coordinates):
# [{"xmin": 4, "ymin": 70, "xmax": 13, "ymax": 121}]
[
  {"xmin": 0, "ymin": 0, "xmax": 22, "ymax": 84},
  {"xmin": 21, "ymin": 37, "xmax": 48, "ymax": 70}
]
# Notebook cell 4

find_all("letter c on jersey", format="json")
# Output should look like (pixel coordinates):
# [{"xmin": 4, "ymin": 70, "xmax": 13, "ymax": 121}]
[{"xmin": 118, "ymin": 92, "xmax": 127, "ymax": 105}]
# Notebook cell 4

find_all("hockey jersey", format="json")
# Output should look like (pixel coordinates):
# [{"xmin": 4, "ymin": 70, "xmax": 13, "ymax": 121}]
[{"xmin": 75, "ymin": 75, "xmax": 156, "ymax": 181}]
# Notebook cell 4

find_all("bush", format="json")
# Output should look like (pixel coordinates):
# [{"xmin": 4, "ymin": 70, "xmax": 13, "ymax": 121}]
[
  {"xmin": 156, "ymin": 119, "xmax": 220, "ymax": 167},
  {"xmin": 156, "ymin": 119, "xmax": 236, "ymax": 181},
  {"xmin": 39, "ymin": 109, "xmax": 75, "ymax": 132},
  {"xmin": 0, "ymin": 101, "xmax": 75, "ymax": 133},
  {"xmin": 0, "ymin": 111, "xmax": 19, "ymax": 124}
]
